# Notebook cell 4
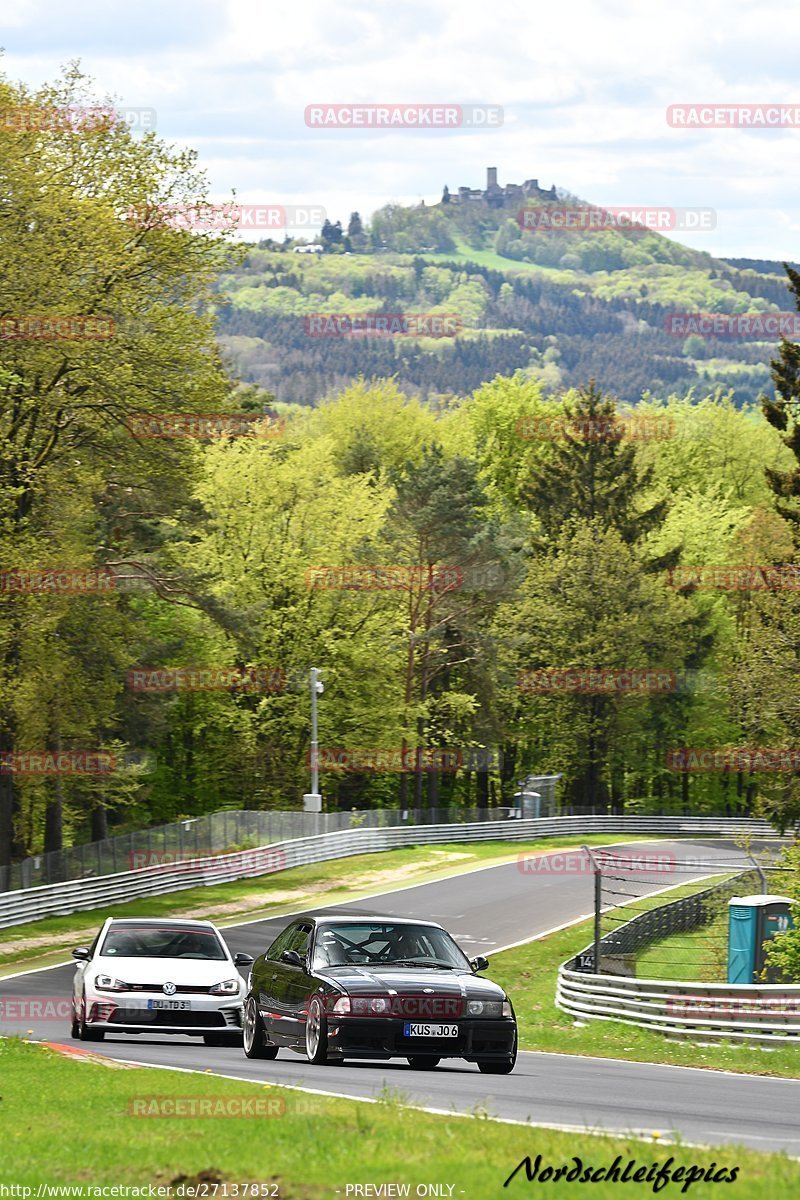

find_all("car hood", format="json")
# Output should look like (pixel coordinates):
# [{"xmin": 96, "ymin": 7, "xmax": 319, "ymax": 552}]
[
  {"xmin": 92, "ymin": 956, "xmax": 238, "ymax": 987},
  {"xmin": 316, "ymin": 966, "xmax": 506, "ymax": 1001}
]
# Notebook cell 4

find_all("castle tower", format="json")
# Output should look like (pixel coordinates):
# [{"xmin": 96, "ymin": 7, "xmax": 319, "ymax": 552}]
[{"xmin": 487, "ymin": 167, "xmax": 498, "ymax": 192}]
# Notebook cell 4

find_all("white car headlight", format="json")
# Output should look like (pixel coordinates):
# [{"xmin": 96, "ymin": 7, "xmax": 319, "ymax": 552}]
[
  {"xmin": 95, "ymin": 974, "xmax": 130, "ymax": 992},
  {"xmin": 331, "ymin": 996, "xmax": 351, "ymax": 1015},
  {"xmin": 209, "ymin": 978, "xmax": 241, "ymax": 996}
]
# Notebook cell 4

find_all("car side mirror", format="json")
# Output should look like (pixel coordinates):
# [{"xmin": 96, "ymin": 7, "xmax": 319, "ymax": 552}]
[
  {"xmin": 471, "ymin": 955, "xmax": 489, "ymax": 972},
  {"xmin": 234, "ymin": 952, "xmax": 254, "ymax": 967},
  {"xmin": 281, "ymin": 949, "xmax": 305, "ymax": 968},
  {"xmin": 72, "ymin": 947, "xmax": 91, "ymax": 961}
]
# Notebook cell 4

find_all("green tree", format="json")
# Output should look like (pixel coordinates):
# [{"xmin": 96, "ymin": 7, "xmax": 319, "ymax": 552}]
[
  {"xmin": 520, "ymin": 381, "xmax": 671, "ymax": 555},
  {"xmin": 0, "ymin": 67, "xmax": 234, "ymax": 859}
]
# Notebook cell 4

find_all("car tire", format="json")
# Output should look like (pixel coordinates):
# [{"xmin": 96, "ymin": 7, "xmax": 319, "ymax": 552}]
[
  {"xmin": 407, "ymin": 1056, "xmax": 441, "ymax": 1069},
  {"xmin": 70, "ymin": 1000, "xmax": 80, "ymax": 1039},
  {"xmin": 243, "ymin": 997, "xmax": 278, "ymax": 1060},
  {"xmin": 477, "ymin": 1058, "xmax": 515, "ymax": 1074},
  {"xmin": 78, "ymin": 999, "xmax": 105, "ymax": 1042},
  {"xmin": 477, "ymin": 1034, "xmax": 517, "ymax": 1075},
  {"xmin": 305, "ymin": 996, "xmax": 330, "ymax": 1065}
]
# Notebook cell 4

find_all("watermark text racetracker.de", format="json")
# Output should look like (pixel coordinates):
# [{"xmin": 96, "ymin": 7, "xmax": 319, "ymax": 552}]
[
  {"xmin": 516, "ymin": 850, "xmax": 677, "ymax": 875},
  {"xmin": 517, "ymin": 207, "xmax": 715, "ymax": 233},
  {"xmin": 304, "ymin": 104, "xmax": 502, "ymax": 129},
  {"xmin": 516, "ymin": 414, "xmax": 674, "ymax": 441},
  {"xmin": 304, "ymin": 564, "xmax": 504, "ymax": 592},
  {"xmin": 127, "ymin": 846, "xmax": 287, "ymax": 873},
  {"xmin": 128, "ymin": 1095, "xmax": 286, "ymax": 1118},
  {"xmin": 666, "ymin": 995, "xmax": 800, "ymax": 1020},
  {"xmin": 667, "ymin": 103, "xmax": 800, "ymax": 128},
  {"xmin": 0, "ymin": 996, "xmax": 73, "ymax": 1022},
  {"xmin": 126, "ymin": 203, "xmax": 325, "ymax": 232},
  {"xmin": 665, "ymin": 313, "xmax": 800, "ymax": 339},
  {"xmin": 303, "ymin": 314, "xmax": 461, "ymax": 338},
  {"xmin": 0, "ymin": 105, "xmax": 156, "ymax": 132},
  {"xmin": 127, "ymin": 666, "xmax": 285, "ymax": 693},
  {"xmin": 127, "ymin": 413, "xmax": 284, "ymax": 439},
  {"xmin": 518, "ymin": 669, "xmax": 677, "ymax": 694},
  {"xmin": 667, "ymin": 746, "xmax": 800, "ymax": 771},
  {"xmin": 0, "ymin": 568, "xmax": 116, "ymax": 594},
  {"xmin": 0, "ymin": 315, "xmax": 115, "ymax": 340},
  {"xmin": 0, "ymin": 1185, "xmax": 279, "ymax": 1197},
  {"xmin": 0, "ymin": 751, "xmax": 116, "ymax": 775},
  {"xmin": 308, "ymin": 747, "xmax": 502, "ymax": 772},
  {"xmin": 666, "ymin": 564, "xmax": 800, "ymax": 590}
]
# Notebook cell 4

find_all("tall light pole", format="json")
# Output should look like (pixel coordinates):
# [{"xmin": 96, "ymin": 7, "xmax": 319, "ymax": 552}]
[{"xmin": 304, "ymin": 667, "xmax": 323, "ymax": 812}]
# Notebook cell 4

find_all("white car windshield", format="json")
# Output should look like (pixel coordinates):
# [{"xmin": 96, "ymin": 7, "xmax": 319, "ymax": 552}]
[
  {"xmin": 313, "ymin": 922, "xmax": 471, "ymax": 969},
  {"xmin": 100, "ymin": 925, "xmax": 227, "ymax": 960}
]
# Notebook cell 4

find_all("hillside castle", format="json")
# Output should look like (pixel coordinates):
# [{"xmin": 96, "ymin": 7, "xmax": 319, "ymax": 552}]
[{"xmin": 442, "ymin": 167, "xmax": 557, "ymax": 207}]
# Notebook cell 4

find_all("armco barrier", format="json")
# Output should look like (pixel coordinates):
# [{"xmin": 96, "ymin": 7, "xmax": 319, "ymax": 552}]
[
  {"xmin": 557, "ymin": 856, "xmax": 800, "ymax": 1045},
  {"xmin": 0, "ymin": 814, "xmax": 778, "ymax": 930},
  {"xmin": 0, "ymin": 806, "xmax": 531, "ymax": 892},
  {"xmin": 557, "ymin": 967, "xmax": 800, "ymax": 1045}
]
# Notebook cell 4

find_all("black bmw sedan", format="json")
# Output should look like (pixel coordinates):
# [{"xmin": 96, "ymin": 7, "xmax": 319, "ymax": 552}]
[{"xmin": 243, "ymin": 914, "xmax": 517, "ymax": 1073}]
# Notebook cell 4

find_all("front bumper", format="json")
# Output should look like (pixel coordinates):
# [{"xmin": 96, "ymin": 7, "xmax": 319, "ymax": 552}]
[
  {"xmin": 326, "ymin": 1017, "xmax": 517, "ymax": 1061},
  {"xmin": 85, "ymin": 994, "xmax": 244, "ymax": 1035}
]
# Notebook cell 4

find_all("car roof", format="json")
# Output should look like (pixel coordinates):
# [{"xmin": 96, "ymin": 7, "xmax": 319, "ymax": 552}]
[
  {"xmin": 106, "ymin": 918, "xmax": 218, "ymax": 930},
  {"xmin": 310, "ymin": 914, "xmax": 446, "ymax": 930}
]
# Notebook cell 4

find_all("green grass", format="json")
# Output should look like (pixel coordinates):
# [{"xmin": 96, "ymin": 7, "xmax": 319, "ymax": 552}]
[
  {"xmin": 419, "ymin": 237, "xmax": 573, "ymax": 278},
  {"xmin": 635, "ymin": 917, "xmax": 728, "ymax": 983},
  {"xmin": 2, "ymin": 1038, "xmax": 797, "ymax": 1197},
  {"xmin": 491, "ymin": 903, "xmax": 800, "ymax": 1078},
  {"xmin": 0, "ymin": 834, "xmax": 653, "ymax": 973}
]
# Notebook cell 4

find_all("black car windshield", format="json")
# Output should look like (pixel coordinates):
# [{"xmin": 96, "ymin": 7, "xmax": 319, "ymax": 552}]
[
  {"xmin": 100, "ymin": 926, "xmax": 227, "ymax": 960},
  {"xmin": 312, "ymin": 922, "xmax": 472, "ymax": 970}
]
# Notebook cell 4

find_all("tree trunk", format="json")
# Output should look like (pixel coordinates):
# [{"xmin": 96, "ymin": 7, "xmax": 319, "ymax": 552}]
[{"xmin": 91, "ymin": 802, "xmax": 108, "ymax": 841}]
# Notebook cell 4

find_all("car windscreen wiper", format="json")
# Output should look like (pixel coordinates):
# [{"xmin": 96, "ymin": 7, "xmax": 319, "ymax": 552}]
[{"xmin": 385, "ymin": 958, "xmax": 457, "ymax": 969}]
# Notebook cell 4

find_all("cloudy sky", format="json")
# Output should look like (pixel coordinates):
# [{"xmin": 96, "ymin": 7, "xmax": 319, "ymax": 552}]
[{"xmin": 2, "ymin": 0, "xmax": 798, "ymax": 259}]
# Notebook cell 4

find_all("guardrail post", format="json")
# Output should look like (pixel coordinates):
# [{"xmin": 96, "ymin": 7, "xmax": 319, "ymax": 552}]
[{"xmin": 749, "ymin": 854, "xmax": 768, "ymax": 894}]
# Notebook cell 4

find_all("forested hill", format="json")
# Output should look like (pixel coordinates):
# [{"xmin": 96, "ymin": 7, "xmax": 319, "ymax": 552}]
[{"xmin": 215, "ymin": 188, "xmax": 795, "ymax": 407}]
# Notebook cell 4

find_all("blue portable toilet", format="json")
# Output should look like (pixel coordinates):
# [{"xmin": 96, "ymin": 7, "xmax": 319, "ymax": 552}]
[{"xmin": 727, "ymin": 895, "xmax": 795, "ymax": 984}]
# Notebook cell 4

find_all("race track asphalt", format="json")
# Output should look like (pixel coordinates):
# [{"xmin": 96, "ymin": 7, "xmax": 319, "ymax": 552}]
[{"xmin": 2, "ymin": 837, "xmax": 798, "ymax": 1155}]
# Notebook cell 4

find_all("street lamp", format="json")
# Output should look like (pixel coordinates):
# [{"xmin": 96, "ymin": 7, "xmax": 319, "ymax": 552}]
[{"xmin": 304, "ymin": 667, "xmax": 324, "ymax": 812}]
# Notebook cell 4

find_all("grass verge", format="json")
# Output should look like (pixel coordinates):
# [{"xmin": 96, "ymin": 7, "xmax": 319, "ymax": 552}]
[
  {"xmin": 0, "ymin": 835, "xmax": 652, "ymax": 974},
  {"xmin": 635, "ymin": 914, "xmax": 728, "ymax": 983},
  {"xmin": 2, "ymin": 1038, "xmax": 797, "ymax": 1198}
]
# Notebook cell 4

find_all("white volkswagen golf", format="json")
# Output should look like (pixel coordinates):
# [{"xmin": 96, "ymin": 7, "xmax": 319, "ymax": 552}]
[{"xmin": 70, "ymin": 917, "xmax": 253, "ymax": 1045}]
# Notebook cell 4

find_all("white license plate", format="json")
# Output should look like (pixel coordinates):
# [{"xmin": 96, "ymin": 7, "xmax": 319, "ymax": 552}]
[
  {"xmin": 403, "ymin": 1022, "xmax": 458, "ymax": 1037},
  {"xmin": 147, "ymin": 999, "xmax": 190, "ymax": 1011}
]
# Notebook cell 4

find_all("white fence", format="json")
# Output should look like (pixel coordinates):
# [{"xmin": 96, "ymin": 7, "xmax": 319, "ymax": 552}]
[
  {"xmin": 557, "ymin": 967, "xmax": 800, "ymax": 1045},
  {"xmin": 0, "ymin": 814, "xmax": 778, "ymax": 930}
]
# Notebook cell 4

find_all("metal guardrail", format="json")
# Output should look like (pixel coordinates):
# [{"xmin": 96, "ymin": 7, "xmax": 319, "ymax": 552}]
[
  {"xmin": 557, "ymin": 865, "xmax": 800, "ymax": 1045},
  {"xmin": 557, "ymin": 968, "xmax": 800, "ymax": 1044},
  {"xmin": 0, "ymin": 813, "xmax": 778, "ymax": 931},
  {"xmin": 0, "ymin": 805, "xmax": 533, "ymax": 892}
]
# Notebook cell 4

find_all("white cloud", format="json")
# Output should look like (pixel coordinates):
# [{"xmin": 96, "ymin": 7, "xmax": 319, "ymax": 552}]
[{"xmin": 1, "ymin": 0, "xmax": 798, "ymax": 258}]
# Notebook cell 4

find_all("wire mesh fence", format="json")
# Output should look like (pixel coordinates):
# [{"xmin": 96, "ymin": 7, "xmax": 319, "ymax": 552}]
[
  {"xmin": 0, "ymin": 805, "xmax": 531, "ymax": 893},
  {"xmin": 572, "ymin": 845, "xmax": 791, "ymax": 980}
]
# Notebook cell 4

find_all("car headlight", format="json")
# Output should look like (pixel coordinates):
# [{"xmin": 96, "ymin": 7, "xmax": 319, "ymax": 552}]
[
  {"xmin": 95, "ymin": 974, "xmax": 130, "ymax": 992},
  {"xmin": 466, "ymin": 999, "xmax": 513, "ymax": 1018},
  {"xmin": 331, "ymin": 996, "xmax": 351, "ymax": 1015},
  {"xmin": 210, "ymin": 978, "xmax": 241, "ymax": 996}
]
